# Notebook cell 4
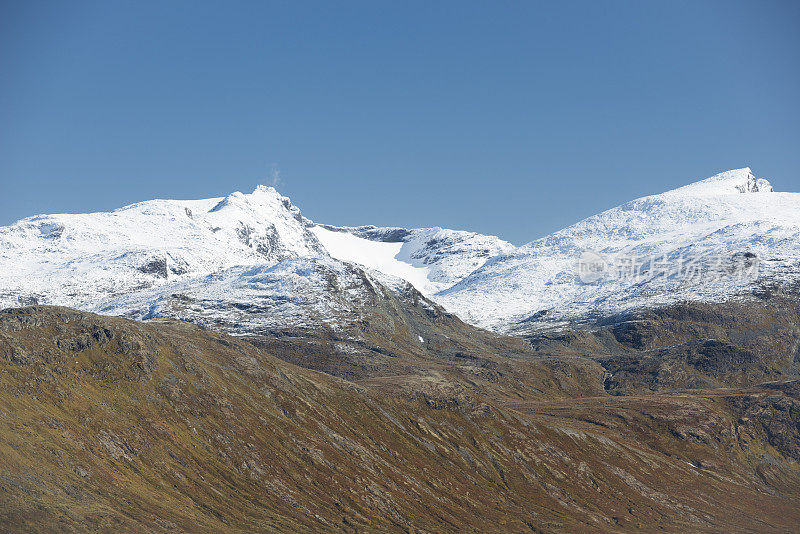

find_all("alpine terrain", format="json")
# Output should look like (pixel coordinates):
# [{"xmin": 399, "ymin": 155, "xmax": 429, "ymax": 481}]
[{"xmin": 2, "ymin": 168, "xmax": 800, "ymax": 532}]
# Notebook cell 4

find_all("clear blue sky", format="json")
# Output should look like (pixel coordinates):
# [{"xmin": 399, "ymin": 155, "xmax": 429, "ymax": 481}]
[{"xmin": 2, "ymin": 1, "xmax": 798, "ymax": 244}]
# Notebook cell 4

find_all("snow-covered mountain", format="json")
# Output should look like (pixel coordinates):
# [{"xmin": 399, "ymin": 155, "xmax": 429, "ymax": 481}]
[
  {"xmin": 0, "ymin": 186, "xmax": 324, "ymax": 310},
  {"xmin": 438, "ymin": 168, "xmax": 800, "ymax": 332},
  {"xmin": 2, "ymin": 167, "xmax": 798, "ymax": 336},
  {"xmin": 0, "ymin": 184, "xmax": 509, "ymax": 333}
]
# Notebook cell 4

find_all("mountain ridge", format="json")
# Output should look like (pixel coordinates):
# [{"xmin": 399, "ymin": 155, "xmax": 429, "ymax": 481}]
[
  {"xmin": 439, "ymin": 168, "xmax": 800, "ymax": 332},
  {"xmin": 2, "ymin": 168, "xmax": 798, "ymax": 338}
]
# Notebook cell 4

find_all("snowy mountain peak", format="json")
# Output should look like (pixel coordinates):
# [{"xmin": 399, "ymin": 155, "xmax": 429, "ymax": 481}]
[
  {"xmin": 440, "ymin": 167, "xmax": 799, "ymax": 333},
  {"xmin": 255, "ymin": 183, "xmax": 278, "ymax": 194},
  {"xmin": 0, "ymin": 182, "xmax": 513, "ymax": 325},
  {"xmin": 202, "ymin": 186, "xmax": 323, "ymax": 262},
  {"xmin": 0, "ymin": 184, "xmax": 330, "ymax": 312},
  {"xmin": 210, "ymin": 184, "xmax": 296, "ymax": 214},
  {"xmin": 663, "ymin": 167, "xmax": 773, "ymax": 198}
]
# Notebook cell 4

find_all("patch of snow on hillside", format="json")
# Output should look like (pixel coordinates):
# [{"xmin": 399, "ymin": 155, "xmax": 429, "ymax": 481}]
[
  {"xmin": 310, "ymin": 226, "xmax": 435, "ymax": 295},
  {"xmin": 314, "ymin": 224, "xmax": 516, "ymax": 294}
]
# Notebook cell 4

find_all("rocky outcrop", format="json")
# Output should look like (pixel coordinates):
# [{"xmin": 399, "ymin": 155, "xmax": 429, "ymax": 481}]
[{"xmin": 528, "ymin": 290, "xmax": 800, "ymax": 394}]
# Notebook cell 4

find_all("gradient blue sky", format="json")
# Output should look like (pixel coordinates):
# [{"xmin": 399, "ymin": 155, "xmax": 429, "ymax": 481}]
[{"xmin": 2, "ymin": 1, "xmax": 798, "ymax": 244}]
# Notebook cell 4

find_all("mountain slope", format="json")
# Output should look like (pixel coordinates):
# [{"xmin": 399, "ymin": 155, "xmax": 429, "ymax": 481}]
[
  {"xmin": 438, "ymin": 168, "xmax": 800, "ymax": 332},
  {"xmin": 3, "ymin": 306, "xmax": 800, "ymax": 532}
]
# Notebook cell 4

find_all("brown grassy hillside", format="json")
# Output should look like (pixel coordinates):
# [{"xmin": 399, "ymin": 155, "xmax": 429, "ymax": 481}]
[{"xmin": 1, "ymin": 307, "xmax": 799, "ymax": 532}]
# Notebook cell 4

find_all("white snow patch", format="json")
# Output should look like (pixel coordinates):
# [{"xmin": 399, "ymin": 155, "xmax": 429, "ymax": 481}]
[{"xmin": 310, "ymin": 226, "xmax": 435, "ymax": 295}]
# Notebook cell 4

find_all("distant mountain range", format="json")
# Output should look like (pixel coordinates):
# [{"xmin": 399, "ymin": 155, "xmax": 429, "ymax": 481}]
[{"xmin": 2, "ymin": 168, "xmax": 797, "ymax": 336}]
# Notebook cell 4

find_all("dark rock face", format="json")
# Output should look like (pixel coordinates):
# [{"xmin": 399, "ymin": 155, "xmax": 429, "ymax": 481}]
[
  {"xmin": 137, "ymin": 255, "xmax": 190, "ymax": 278},
  {"xmin": 691, "ymin": 339, "xmax": 760, "ymax": 373},
  {"xmin": 726, "ymin": 382, "xmax": 800, "ymax": 462},
  {"xmin": 316, "ymin": 224, "xmax": 413, "ymax": 243},
  {"xmin": 530, "ymin": 291, "xmax": 800, "ymax": 394},
  {"xmin": 236, "ymin": 222, "xmax": 281, "ymax": 258},
  {"xmin": 138, "ymin": 257, "xmax": 169, "ymax": 278}
]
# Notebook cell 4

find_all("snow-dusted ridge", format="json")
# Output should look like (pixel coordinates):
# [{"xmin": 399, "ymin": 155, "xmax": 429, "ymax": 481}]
[
  {"xmin": 438, "ymin": 167, "xmax": 800, "ymax": 332},
  {"xmin": 1, "ymin": 186, "xmax": 326, "ymax": 310},
  {"xmin": 1, "ymin": 168, "xmax": 798, "ymax": 335}
]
